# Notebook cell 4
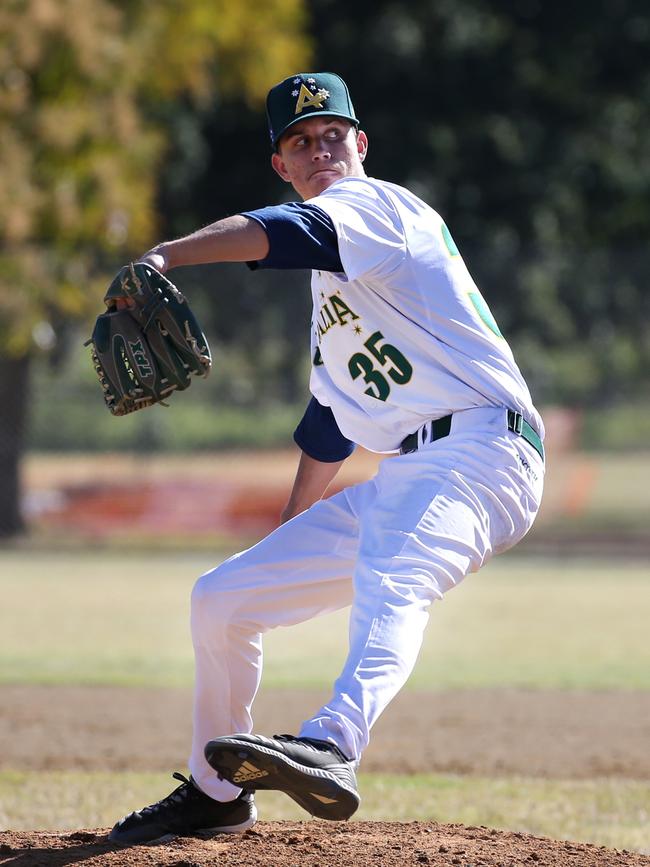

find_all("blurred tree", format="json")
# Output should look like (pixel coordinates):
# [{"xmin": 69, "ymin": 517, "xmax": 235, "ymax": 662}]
[{"xmin": 0, "ymin": 0, "xmax": 310, "ymax": 537}]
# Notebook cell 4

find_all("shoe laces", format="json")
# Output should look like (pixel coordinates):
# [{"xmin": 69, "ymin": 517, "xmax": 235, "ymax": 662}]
[{"xmin": 139, "ymin": 772, "xmax": 196, "ymax": 816}]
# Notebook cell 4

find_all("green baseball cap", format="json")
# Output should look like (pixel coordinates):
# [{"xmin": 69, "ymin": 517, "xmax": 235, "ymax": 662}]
[{"xmin": 266, "ymin": 72, "xmax": 359, "ymax": 149}]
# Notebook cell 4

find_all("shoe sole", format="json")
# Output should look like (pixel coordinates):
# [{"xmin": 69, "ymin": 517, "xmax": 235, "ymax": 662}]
[{"xmin": 205, "ymin": 739, "xmax": 360, "ymax": 821}]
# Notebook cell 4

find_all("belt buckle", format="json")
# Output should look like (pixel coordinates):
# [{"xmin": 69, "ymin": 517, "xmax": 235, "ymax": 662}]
[{"xmin": 509, "ymin": 410, "xmax": 523, "ymax": 435}]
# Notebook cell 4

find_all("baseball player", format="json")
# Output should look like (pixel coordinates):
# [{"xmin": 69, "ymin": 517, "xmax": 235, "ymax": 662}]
[{"xmin": 110, "ymin": 72, "xmax": 545, "ymax": 844}]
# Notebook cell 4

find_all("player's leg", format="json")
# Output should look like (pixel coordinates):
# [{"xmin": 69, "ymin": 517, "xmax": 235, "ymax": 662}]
[
  {"xmin": 111, "ymin": 488, "xmax": 365, "ymax": 843},
  {"xmin": 205, "ymin": 409, "xmax": 543, "ymax": 819},
  {"xmin": 205, "ymin": 451, "xmax": 458, "ymax": 820},
  {"xmin": 189, "ymin": 487, "xmax": 366, "ymax": 800},
  {"xmin": 299, "ymin": 407, "xmax": 544, "ymax": 761}
]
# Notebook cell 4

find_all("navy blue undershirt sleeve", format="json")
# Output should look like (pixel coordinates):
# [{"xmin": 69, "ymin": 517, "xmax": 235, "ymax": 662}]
[
  {"xmin": 294, "ymin": 396, "xmax": 356, "ymax": 462},
  {"xmin": 243, "ymin": 202, "xmax": 343, "ymax": 272}
]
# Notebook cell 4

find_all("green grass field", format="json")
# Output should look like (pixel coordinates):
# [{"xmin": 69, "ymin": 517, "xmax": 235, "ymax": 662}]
[
  {"xmin": 1, "ymin": 549, "xmax": 649, "ymax": 851},
  {"xmin": 0, "ymin": 550, "xmax": 648, "ymax": 689}
]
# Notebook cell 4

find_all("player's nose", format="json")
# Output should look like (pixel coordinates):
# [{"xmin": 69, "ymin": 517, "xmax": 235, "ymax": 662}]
[{"xmin": 312, "ymin": 138, "xmax": 332, "ymax": 160}]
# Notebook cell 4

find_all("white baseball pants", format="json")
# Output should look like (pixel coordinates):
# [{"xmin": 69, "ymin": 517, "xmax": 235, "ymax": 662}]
[{"xmin": 188, "ymin": 406, "xmax": 544, "ymax": 800}]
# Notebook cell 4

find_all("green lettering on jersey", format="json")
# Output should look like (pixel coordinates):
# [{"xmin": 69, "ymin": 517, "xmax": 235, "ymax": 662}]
[
  {"xmin": 441, "ymin": 223, "xmax": 460, "ymax": 257},
  {"xmin": 330, "ymin": 295, "xmax": 360, "ymax": 326},
  {"xmin": 321, "ymin": 302, "xmax": 337, "ymax": 327},
  {"xmin": 468, "ymin": 291, "xmax": 503, "ymax": 338}
]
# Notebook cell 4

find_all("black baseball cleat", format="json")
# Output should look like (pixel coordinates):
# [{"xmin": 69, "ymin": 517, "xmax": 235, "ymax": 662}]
[
  {"xmin": 204, "ymin": 733, "xmax": 360, "ymax": 821},
  {"xmin": 108, "ymin": 772, "xmax": 256, "ymax": 845}
]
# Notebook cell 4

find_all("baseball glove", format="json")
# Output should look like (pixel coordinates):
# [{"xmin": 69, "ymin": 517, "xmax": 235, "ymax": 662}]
[{"xmin": 86, "ymin": 262, "xmax": 212, "ymax": 416}]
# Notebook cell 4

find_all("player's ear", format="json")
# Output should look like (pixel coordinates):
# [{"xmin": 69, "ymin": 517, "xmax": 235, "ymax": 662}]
[
  {"xmin": 271, "ymin": 152, "xmax": 291, "ymax": 183},
  {"xmin": 356, "ymin": 130, "xmax": 368, "ymax": 163}
]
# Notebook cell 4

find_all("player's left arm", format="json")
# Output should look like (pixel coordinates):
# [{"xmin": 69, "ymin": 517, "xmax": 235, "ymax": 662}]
[
  {"xmin": 281, "ymin": 396, "xmax": 355, "ymax": 522},
  {"xmin": 280, "ymin": 451, "xmax": 346, "ymax": 523}
]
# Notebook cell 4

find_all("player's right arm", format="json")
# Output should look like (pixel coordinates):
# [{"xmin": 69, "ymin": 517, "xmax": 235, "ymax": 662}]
[
  {"xmin": 138, "ymin": 215, "xmax": 271, "ymax": 273},
  {"xmin": 138, "ymin": 201, "xmax": 344, "ymax": 275}
]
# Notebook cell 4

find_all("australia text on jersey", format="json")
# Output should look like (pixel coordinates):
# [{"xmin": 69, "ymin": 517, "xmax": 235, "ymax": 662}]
[{"xmin": 315, "ymin": 291, "xmax": 360, "ymax": 342}]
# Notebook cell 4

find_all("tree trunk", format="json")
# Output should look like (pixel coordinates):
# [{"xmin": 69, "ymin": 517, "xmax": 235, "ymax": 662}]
[{"xmin": 0, "ymin": 354, "xmax": 30, "ymax": 538}]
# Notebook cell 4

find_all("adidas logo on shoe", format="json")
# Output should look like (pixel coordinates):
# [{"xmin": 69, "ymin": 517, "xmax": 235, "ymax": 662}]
[{"xmin": 232, "ymin": 760, "xmax": 270, "ymax": 784}]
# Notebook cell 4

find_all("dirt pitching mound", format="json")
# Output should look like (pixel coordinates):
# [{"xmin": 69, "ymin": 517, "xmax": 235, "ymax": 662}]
[{"xmin": 2, "ymin": 822, "xmax": 649, "ymax": 867}]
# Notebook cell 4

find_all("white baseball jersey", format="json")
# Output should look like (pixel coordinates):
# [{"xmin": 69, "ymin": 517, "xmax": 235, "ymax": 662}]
[{"xmin": 307, "ymin": 176, "xmax": 544, "ymax": 453}]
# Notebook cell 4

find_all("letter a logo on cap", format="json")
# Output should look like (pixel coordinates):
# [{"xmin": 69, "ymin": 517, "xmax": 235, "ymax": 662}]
[{"xmin": 294, "ymin": 84, "xmax": 330, "ymax": 115}]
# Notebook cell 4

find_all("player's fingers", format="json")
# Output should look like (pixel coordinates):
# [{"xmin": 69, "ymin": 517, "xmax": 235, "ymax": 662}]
[
  {"xmin": 115, "ymin": 297, "xmax": 136, "ymax": 310},
  {"xmin": 136, "ymin": 249, "xmax": 168, "ymax": 274}
]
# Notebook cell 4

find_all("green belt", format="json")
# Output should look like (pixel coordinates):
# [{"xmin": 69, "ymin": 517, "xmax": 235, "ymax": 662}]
[
  {"xmin": 399, "ymin": 410, "xmax": 544, "ymax": 461},
  {"xmin": 506, "ymin": 410, "xmax": 545, "ymax": 461}
]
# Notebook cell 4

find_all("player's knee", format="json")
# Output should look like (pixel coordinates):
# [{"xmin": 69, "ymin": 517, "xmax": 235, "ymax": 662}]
[
  {"xmin": 190, "ymin": 558, "xmax": 245, "ymax": 630},
  {"xmin": 192, "ymin": 568, "xmax": 226, "ymax": 618}
]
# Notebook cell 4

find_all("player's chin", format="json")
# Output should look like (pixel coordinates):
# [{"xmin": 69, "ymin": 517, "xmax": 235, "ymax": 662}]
[{"xmin": 307, "ymin": 170, "xmax": 342, "ymax": 196}]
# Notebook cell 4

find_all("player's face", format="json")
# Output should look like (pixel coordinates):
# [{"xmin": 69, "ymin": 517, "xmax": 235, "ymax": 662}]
[{"xmin": 271, "ymin": 117, "xmax": 368, "ymax": 199}]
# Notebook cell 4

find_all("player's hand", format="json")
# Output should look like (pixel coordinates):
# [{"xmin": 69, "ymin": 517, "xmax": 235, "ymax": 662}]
[{"xmin": 136, "ymin": 245, "xmax": 169, "ymax": 274}]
